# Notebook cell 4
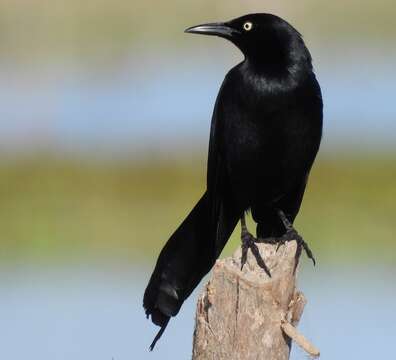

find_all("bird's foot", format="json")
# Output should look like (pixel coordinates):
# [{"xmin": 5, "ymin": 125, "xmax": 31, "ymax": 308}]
[
  {"xmin": 241, "ymin": 229, "xmax": 271, "ymax": 277},
  {"xmin": 275, "ymin": 209, "xmax": 316, "ymax": 272},
  {"xmin": 276, "ymin": 229, "xmax": 315, "ymax": 264}
]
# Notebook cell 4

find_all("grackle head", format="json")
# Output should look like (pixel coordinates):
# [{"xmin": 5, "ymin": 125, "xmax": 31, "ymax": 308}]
[{"xmin": 185, "ymin": 13, "xmax": 311, "ymax": 73}]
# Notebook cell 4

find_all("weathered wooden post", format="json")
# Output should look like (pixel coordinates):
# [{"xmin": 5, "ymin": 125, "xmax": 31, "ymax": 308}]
[{"xmin": 192, "ymin": 240, "xmax": 319, "ymax": 360}]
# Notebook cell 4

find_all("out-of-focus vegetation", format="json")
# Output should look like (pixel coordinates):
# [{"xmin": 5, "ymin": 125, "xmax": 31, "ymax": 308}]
[
  {"xmin": 0, "ymin": 0, "xmax": 395, "ymax": 62},
  {"xmin": 0, "ymin": 1, "xmax": 393, "ymax": 268},
  {"xmin": 1, "ymin": 154, "xmax": 394, "ymax": 266}
]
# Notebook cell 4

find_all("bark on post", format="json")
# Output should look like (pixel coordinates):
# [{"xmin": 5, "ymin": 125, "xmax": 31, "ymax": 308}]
[{"xmin": 192, "ymin": 240, "xmax": 319, "ymax": 360}]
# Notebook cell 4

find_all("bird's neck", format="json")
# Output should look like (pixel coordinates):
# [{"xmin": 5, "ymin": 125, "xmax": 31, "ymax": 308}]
[
  {"xmin": 231, "ymin": 61, "xmax": 311, "ymax": 103},
  {"xmin": 241, "ymin": 56, "xmax": 311, "ymax": 92}
]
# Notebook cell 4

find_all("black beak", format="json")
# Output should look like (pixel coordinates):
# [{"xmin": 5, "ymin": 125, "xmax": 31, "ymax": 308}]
[{"xmin": 184, "ymin": 22, "xmax": 238, "ymax": 38}]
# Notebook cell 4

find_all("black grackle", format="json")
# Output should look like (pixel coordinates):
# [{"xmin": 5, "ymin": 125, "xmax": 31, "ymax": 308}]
[{"xmin": 143, "ymin": 13, "xmax": 323, "ymax": 349}]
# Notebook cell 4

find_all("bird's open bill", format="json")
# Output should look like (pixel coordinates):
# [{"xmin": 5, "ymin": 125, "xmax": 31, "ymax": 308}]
[{"xmin": 185, "ymin": 22, "xmax": 238, "ymax": 38}]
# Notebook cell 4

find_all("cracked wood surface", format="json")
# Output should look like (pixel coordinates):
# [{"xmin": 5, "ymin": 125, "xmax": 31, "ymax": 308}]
[{"xmin": 192, "ymin": 240, "xmax": 313, "ymax": 360}]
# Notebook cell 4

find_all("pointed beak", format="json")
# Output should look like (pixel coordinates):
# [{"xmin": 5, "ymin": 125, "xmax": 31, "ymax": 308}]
[{"xmin": 184, "ymin": 22, "xmax": 238, "ymax": 38}]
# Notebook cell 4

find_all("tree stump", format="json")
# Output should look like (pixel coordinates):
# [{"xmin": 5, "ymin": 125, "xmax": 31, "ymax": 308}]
[{"xmin": 192, "ymin": 240, "xmax": 319, "ymax": 360}]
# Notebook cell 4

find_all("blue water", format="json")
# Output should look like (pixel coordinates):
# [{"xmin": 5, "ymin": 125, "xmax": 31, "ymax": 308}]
[
  {"xmin": 1, "ymin": 263, "xmax": 395, "ymax": 359},
  {"xmin": 0, "ymin": 49, "xmax": 395, "ymax": 156}
]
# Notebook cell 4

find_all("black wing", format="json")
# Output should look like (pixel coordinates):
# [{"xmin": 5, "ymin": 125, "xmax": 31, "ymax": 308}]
[{"xmin": 206, "ymin": 78, "xmax": 241, "ymax": 257}]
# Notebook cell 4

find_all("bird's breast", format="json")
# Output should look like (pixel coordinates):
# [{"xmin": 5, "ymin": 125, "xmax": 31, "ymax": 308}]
[
  {"xmin": 221, "ymin": 108, "xmax": 284, "ymax": 206},
  {"xmin": 216, "ymin": 67, "xmax": 322, "ymax": 207}
]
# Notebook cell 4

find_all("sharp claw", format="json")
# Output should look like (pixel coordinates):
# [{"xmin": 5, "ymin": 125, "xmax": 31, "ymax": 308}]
[
  {"xmin": 240, "ymin": 246, "xmax": 248, "ymax": 270},
  {"xmin": 293, "ymin": 241, "xmax": 302, "ymax": 274},
  {"xmin": 240, "ymin": 234, "xmax": 249, "ymax": 270},
  {"xmin": 275, "ymin": 211, "xmax": 316, "ymax": 271},
  {"xmin": 299, "ymin": 238, "xmax": 316, "ymax": 266},
  {"xmin": 250, "ymin": 242, "xmax": 271, "ymax": 277},
  {"xmin": 240, "ymin": 231, "xmax": 271, "ymax": 276}
]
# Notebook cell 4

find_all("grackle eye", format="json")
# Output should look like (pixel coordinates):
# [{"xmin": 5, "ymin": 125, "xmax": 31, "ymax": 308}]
[{"xmin": 243, "ymin": 22, "xmax": 253, "ymax": 31}]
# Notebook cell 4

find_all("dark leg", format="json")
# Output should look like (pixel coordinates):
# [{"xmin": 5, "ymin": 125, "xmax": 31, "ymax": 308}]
[
  {"xmin": 240, "ymin": 213, "xmax": 271, "ymax": 277},
  {"xmin": 275, "ymin": 209, "xmax": 316, "ymax": 269}
]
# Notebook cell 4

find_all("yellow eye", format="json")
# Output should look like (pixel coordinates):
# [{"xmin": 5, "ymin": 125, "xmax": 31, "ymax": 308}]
[{"xmin": 243, "ymin": 22, "xmax": 253, "ymax": 31}]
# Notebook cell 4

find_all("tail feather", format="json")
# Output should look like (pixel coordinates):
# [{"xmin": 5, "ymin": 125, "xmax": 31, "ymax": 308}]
[
  {"xmin": 143, "ymin": 191, "xmax": 239, "ymax": 349},
  {"xmin": 149, "ymin": 317, "xmax": 169, "ymax": 351}
]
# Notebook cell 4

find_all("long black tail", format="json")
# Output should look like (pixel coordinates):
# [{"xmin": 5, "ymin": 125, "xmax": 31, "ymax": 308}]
[{"xmin": 143, "ymin": 191, "xmax": 239, "ymax": 349}]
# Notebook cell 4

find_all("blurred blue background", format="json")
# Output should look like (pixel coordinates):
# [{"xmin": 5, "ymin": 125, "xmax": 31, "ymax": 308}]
[{"xmin": 1, "ymin": 1, "xmax": 395, "ymax": 359}]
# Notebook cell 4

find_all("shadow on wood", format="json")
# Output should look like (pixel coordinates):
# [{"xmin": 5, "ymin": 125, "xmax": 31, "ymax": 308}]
[{"xmin": 192, "ymin": 240, "xmax": 320, "ymax": 360}]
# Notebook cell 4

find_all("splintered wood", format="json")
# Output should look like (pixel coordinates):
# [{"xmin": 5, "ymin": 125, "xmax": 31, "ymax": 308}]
[{"xmin": 192, "ymin": 240, "xmax": 320, "ymax": 360}]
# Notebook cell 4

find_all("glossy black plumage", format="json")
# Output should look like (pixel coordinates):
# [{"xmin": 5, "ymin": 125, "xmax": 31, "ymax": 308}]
[{"xmin": 143, "ymin": 13, "xmax": 323, "ymax": 349}]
